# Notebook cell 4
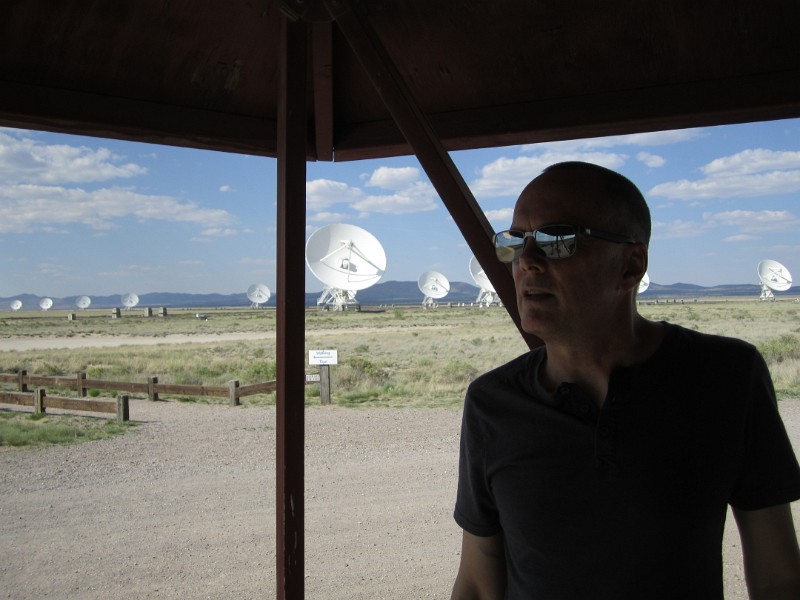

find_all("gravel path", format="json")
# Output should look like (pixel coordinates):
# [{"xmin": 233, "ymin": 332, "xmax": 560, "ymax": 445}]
[{"xmin": 2, "ymin": 399, "xmax": 799, "ymax": 599}]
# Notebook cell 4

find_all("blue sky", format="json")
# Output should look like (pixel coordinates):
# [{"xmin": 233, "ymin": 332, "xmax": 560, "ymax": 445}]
[{"xmin": 1, "ymin": 118, "xmax": 798, "ymax": 298}]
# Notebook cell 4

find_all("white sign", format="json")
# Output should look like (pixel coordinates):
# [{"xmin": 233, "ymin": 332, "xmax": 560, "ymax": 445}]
[
  {"xmin": 305, "ymin": 373, "xmax": 321, "ymax": 383},
  {"xmin": 309, "ymin": 349, "xmax": 338, "ymax": 365}
]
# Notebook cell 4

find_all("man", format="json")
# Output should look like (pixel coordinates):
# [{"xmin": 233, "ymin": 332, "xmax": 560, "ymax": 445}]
[{"xmin": 450, "ymin": 162, "xmax": 800, "ymax": 599}]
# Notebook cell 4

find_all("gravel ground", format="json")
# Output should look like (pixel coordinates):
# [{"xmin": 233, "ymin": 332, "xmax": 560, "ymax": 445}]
[{"xmin": 1, "ymin": 398, "xmax": 799, "ymax": 599}]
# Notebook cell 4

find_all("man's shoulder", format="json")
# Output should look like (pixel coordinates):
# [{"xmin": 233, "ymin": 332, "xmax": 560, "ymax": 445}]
[
  {"xmin": 469, "ymin": 349, "xmax": 542, "ymax": 393},
  {"xmin": 663, "ymin": 321, "xmax": 757, "ymax": 356}
]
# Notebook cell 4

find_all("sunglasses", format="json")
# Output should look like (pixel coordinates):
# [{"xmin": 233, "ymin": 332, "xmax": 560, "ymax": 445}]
[{"xmin": 493, "ymin": 224, "xmax": 637, "ymax": 262}]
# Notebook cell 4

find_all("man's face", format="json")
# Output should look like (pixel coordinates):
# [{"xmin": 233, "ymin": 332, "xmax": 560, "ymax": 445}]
[{"xmin": 510, "ymin": 170, "xmax": 630, "ymax": 341}]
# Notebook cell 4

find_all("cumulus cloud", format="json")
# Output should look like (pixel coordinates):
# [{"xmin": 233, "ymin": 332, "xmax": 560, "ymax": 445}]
[
  {"xmin": 521, "ymin": 129, "xmax": 703, "ymax": 153},
  {"xmin": 0, "ymin": 184, "xmax": 235, "ymax": 233},
  {"xmin": 306, "ymin": 167, "xmax": 439, "ymax": 217},
  {"xmin": 703, "ymin": 209, "xmax": 797, "ymax": 232},
  {"xmin": 484, "ymin": 207, "xmax": 514, "ymax": 225},
  {"xmin": 637, "ymin": 152, "xmax": 665, "ymax": 168},
  {"xmin": 363, "ymin": 166, "xmax": 420, "ymax": 190},
  {"xmin": 470, "ymin": 152, "xmax": 626, "ymax": 198},
  {"xmin": 309, "ymin": 211, "xmax": 347, "ymax": 222},
  {"xmin": 0, "ymin": 130, "xmax": 146, "ymax": 184},
  {"xmin": 306, "ymin": 178, "xmax": 363, "ymax": 211},
  {"xmin": 199, "ymin": 227, "xmax": 237, "ymax": 237},
  {"xmin": 650, "ymin": 149, "xmax": 800, "ymax": 200}
]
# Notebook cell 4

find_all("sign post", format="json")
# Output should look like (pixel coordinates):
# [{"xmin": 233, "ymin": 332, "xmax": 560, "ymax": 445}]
[{"xmin": 309, "ymin": 350, "xmax": 337, "ymax": 405}]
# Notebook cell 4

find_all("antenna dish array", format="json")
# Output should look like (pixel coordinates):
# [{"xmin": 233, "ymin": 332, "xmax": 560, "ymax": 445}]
[
  {"xmin": 10, "ymin": 300, "xmax": 22, "ymax": 311},
  {"xmin": 757, "ymin": 260, "xmax": 793, "ymax": 301},
  {"xmin": 418, "ymin": 271, "xmax": 450, "ymax": 307},
  {"xmin": 121, "ymin": 293, "xmax": 140, "ymax": 309},
  {"xmin": 76, "ymin": 295, "xmax": 92, "ymax": 309},
  {"xmin": 247, "ymin": 283, "xmax": 271, "ymax": 308},
  {"xmin": 469, "ymin": 256, "xmax": 501, "ymax": 307},
  {"xmin": 306, "ymin": 224, "xmax": 386, "ymax": 310},
  {"xmin": 638, "ymin": 272, "xmax": 650, "ymax": 294},
  {"xmin": 39, "ymin": 297, "xmax": 53, "ymax": 311}
]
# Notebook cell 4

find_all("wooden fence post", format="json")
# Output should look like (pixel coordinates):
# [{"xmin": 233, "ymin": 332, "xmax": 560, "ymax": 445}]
[
  {"xmin": 228, "ymin": 380, "xmax": 240, "ymax": 406},
  {"xmin": 34, "ymin": 388, "xmax": 45, "ymax": 414},
  {"xmin": 147, "ymin": 376, "xmax": 159, "ymax": 402},
  {"xmin": 77, "ymin": 371, "xmax": 87, "ymax": 397},
  {"xmin": 117, "ymin": 395, "xmax": 129, "ymax": 423},
  {"xmin": 319, "ymin": 365, "xmax": 331, "ymax": 405},
  {"xmin": 18, "ymin": 369, "xmax": 27, "ymax": 392}
]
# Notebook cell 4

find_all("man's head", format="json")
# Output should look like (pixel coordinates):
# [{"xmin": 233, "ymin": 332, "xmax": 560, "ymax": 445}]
[
  {"xmin": 537, "ymin": 162, "xmax": 651, "ymax": 246},
  {"xmin": 503, "ymin": 161, "xmax": 651, "ymax": 338}
]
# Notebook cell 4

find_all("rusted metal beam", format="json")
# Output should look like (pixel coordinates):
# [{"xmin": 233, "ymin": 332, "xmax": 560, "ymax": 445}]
[
  {"xmin": 325, "ymin": 0, "xmax": 540, "ymax": 348},
  {"xmin": 276, "ymin": 13, "xmax": 308, "ymax": 600}
]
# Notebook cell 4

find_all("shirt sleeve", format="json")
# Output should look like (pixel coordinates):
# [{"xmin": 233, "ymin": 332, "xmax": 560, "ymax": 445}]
[
  {"xmin": 453, "ymin": 382, "xmax": 503, "ymax": 536},
  {"xmin": 729, "ymin": 348, "xmax": 800, "ymax": 510}
]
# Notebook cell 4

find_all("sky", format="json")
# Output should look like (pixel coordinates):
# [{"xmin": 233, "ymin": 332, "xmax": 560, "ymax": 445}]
[{"xmin": 1, "ymin": 118, "xmax": 799, "ymax": 298}]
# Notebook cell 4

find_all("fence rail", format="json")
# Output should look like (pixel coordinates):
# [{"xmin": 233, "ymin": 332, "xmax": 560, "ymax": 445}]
[
  {"xmin": 0, "ymin": 389, "xmax": 129, "ymax": 422},
  {"xmin": 0, "ymin": 369, "xmax": 315, "ymax": 406}
]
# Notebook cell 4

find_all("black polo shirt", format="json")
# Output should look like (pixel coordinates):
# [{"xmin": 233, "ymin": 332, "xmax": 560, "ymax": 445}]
[{"xmin": 454, "ymin": 323, "xmax": 800, "ymax": 600}]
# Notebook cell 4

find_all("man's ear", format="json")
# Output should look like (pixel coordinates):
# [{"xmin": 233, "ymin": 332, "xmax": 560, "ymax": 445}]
[{"xmin": 620, "ymin": 243, "xmax": 648, "ymax": 293}]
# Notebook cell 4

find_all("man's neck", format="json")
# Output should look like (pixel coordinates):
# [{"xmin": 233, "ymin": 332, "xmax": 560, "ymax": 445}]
[{"xmin": 539, "ymin": 316, "xmax": 663, "ymax": 407}]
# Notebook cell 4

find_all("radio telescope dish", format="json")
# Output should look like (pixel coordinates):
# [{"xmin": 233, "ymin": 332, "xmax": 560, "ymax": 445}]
[
  {"xmin": 469, "ymin": 256, "xmax": 501, "ymax": 307},
  {"xmin": 247, "ymin": 283, "xmax": 271, "ymax": 308},
  {"xmin": 121, "ymin": 293, "xmax": 139, "ymax": 309},
  {"xmin": 306, "ymin": 224, "xmax": 386, "ymax": 310},
  {"xmin": 10, "ymin": 299, "xmax": 22, "ymax": 311},
  {"xmin": 418, "ymin": 271, "xmax": 450, "ymax": 307},
  {"xmin": 39, "ymin": 297, "xmax": 53, "ymax": 311},
  {"xmin": 638, "ymin": 272, "xmax": 650, "ymax": 294},
  {"xmin": 757, "ymin": 259, "xmax": 793, "ymax": 301},
  {"xmin": 76, "ymin": 295, "xmax": 92, "ymax": 309}
]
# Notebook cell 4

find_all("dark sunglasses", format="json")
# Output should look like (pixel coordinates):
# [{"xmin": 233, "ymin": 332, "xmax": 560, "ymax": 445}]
[{"xmin": 493, "ymin": 224, "xmax": 637, "ymax": 262}]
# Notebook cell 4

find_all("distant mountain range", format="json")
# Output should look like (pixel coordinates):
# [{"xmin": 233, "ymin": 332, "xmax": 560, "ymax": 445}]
[{"xmin": 2, "ymin": 281, "xmax": 797, "ymax": 311}]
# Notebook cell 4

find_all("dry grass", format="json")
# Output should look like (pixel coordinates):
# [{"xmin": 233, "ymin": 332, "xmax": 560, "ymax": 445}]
[{"xmin": 1, "ymin": 300, "xmax": 799, "ymax": 405}]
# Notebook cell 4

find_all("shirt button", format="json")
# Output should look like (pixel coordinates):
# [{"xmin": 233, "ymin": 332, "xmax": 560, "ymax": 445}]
[{"xmin": 599, "ymin": 426, "xmax": 611, "ymax": 438}]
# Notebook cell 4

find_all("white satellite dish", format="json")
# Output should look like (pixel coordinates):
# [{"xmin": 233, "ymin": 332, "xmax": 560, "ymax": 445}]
[
  {"xmin": 418, "ymin": 271, "xmax": 450, "ymax": 307},
  {"xmin": 121, "ymin": 293, "xmax": 140, "ymax": 309},
  {"xmin": 638, "ymin": 272, "xmax": 650, "ymax": 294},
  {"xmin": 306, "ymin": 223, "xmax": 386, "ymax": 310},
  {"xmin": 757, "ymin": 259, "xmax": 793, "ymax": 301},
  {"xmin": 39, "ymin": 297, "xmax": 53, "ymax": 311},
  {"xmin": 10, "ymin": 299, "xmax": 22, "ymax": 311},
  {"xmin": 247, "ymin": 283, "xmax": 271, "ymax": 308},
  {"xmin": 76, "ymin": 295, "xmax": 92, "ymax": 309},
  {"xmin": 469, "ymin": 255, "xmax": 500, "ymax": 307}
]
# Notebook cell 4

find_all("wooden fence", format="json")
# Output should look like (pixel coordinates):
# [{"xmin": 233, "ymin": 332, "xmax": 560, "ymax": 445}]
[
  {"xmin": 0, "ymin": 369, "xmax": 323, "ymax": 407},
  {"xmin": 0, "ymin": 388, "xmax": 129, "ymax": 422}
]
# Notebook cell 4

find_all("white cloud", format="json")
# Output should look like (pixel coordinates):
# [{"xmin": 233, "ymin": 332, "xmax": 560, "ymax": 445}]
[
  {"xmin": 363, "ymin": 166, "xmax": 420, "ymax": 190},
  {"xmin": 0, "ymin": 130, "xmax": 146, "ymax": 184},
  {"xmin": 484, "ymin": 207, "xmax": 514, "ymax": 225},
  {"xmin": 306, "ymin": 178, "xmax": 363, "ymax": 211},
  {"xmin": 637, "ymin": 152, "xmax": 665, "ymax": 168},
  {"xmin": 723, "ymin": 234, "xmax": 759, "ymax": 242},
  {"xmin": 199, "ymin": 227, "xmax": 237, "ymax": 237},
  {"xmin": 219, "ymin": 185, "xmax": 232, "ymax": 193},
  {"xmin": 650, "ymin": 149, "xmax": 800, "ymax": 200},
  {"xmin": 310, "ymin": 211, "xmax": 347, "ymax": 222},
  {"xmin": 703, "ymin": 209, "xmax": 797, "ymax": 232},
  {"xmin": 470, "ymin": 152, "xmax": 626, "ymax": 198},
  {"xmin": 701, "ymin": 149, "xmax": 800, "ymax": 176},
  {"xmin": 0, "ymin": 184, "xmax": 235, "ymax": 233},
  {"xmin": 521, "ymin": 129, "xmax": 703, "ymax": 152},
  {"xmin": 351, "ymin": 183, "xmax": 438, "ymax": 215},
  {"xmin": 652, "ymin": 219, "xmax": 713, "ymax": 239}
]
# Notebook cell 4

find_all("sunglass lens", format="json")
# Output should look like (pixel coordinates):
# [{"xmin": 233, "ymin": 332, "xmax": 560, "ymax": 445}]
[
  {"xmin": 494, "ymin": 231, "xmax": 524, "ymax": 263},
  {"xmin": 536, "ymin": 226, "xmax": 577, "ymax": 258}
]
